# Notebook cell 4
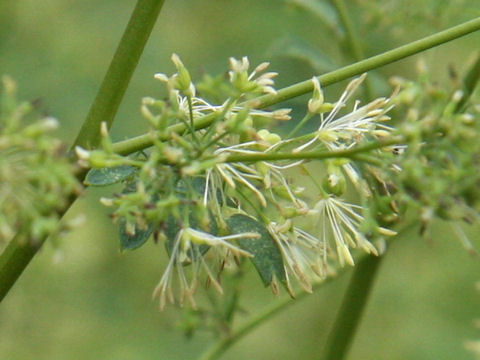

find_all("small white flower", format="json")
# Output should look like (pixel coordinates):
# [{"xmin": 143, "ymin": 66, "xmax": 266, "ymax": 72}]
[
  {"xmin": 268, "ymin": 220, "xmax": 327, "ymax": 294},
  {"xmin": 296, "ymin": 74, "xmax": 393, "ymax": 153},
  {"xmin": 228, "ymin": 56, "xmax": 278, "ymax": 95},
  {"xmin": 312, "ymin": 195, "xmax": 378, "ymax": 267},
  {"xmin": 295, "ymin": 75, "xmax": 394, "ymax": 195},
  {"xmin": 152, "ymin": 227, "xmax": 256, "ymax": 310},
  {"xmin": 229, "ymin": 56, "xmax": 250, "ymax": 73},
  {"xmin": 207, "ymin": 136, "xmax": 305, "ymax": 211}
]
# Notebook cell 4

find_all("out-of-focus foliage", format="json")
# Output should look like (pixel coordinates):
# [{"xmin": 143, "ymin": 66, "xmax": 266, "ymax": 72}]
[{"xmin": 0, "ymin": 77, "xmax": 81, "ymax": 246}]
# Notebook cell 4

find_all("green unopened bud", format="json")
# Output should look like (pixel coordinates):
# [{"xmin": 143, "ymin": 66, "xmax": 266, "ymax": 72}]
[
  {"xmin": 257, "ymin": 129, "xmax": 281, "ymax": 145},
  {"xmin": 266, "ymin": 132, "xmax": 281, "ymax": 144},
  {"xmin": 318, "ymin": 129, "xmax": 338, "ymax": 143},
  {"xmin": 323, "ymin": 162, "xmax": 346, "ymax": 196},
  {"xmin": 308, "ymin": 77, "xmax": 325, "ymax": 113},
  {"xmin": 272, "ymin": 109, "xmax": 292, "ymax": 121},
  {"xmin": 318, "ymin": 102, "xmax": 334, "ymax": 113},
  {"xmin": 88, "ymin": 151, "xmax": 110, "ymax": 167},
  {"xmin": 256, "ymin": 162, "xmax": 269, "ymax": 177},
  {"xmin": 31, "ymin": 216, "xmax": 59, "ymax": 241},
  {"xmin": 226, "ymin": 107, "xmax": 250, "ymax": 132},
  {"xmin": 22, "ymin": 117, "xmax": 58, "ymax": 138},
  {"xmin": 171, "ymin": 54, "xmax": 192, "ymax": 93},
  {"xmin": 162, "ymin": 146, "xmax": 184, "ymax": 164},
  {"xmin": 254, "ymin": 161, "xmax": 271, "ymax": 188},
  {"xmin": 281, "ymin": 206, "xmax": 299, "ymax": 218},
  {"xmin": 257, "ymin": 129, "xmax": 269, "ymax": 139}
]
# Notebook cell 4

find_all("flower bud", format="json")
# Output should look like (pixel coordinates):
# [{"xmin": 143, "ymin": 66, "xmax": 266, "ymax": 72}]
[
  {"xmin": 171, "ymin": 54, "xmax": 193, "ymax": 96},
  {"xmin": 323, "ymin": 161, "xmax": 346, "ymax": 196},
  {"xmin": 308, "ymin": 77, "xmax": 325, "ymax": 114}
]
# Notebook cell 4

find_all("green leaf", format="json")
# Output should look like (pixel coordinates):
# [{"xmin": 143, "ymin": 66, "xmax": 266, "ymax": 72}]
[
  {"xmin": 227, "ymin": 214, "xmax": 286, "ymax": 287},
  {"xmin": 119, "ymin": 221, "xmax": 153, "ymax": 251},
  {"xmin": 118, "ymin": 179, "xmax": 152, "ymax": 251},
  {"xmin": 85, "ymin": 165, "xmax": 136, "ymax": 186}
]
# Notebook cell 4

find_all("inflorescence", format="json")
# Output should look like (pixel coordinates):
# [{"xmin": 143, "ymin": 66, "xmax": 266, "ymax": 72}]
[{"xmin": 75, "ymin": 54, "xmax": 480, "ymax": 310}]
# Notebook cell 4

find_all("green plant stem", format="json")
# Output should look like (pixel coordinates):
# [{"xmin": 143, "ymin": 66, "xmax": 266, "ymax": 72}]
[
  {"xmin": 223, "ymin": 137, "xmax": 402, "ymax": 163},
  {"xmin": 0, "ymin": 0, "xmax": 165, "ymax": 302},
  {"xmin": 287, "ymin": 112, "xmax": 314, "ymax": 138},
  {"xmin": 198, "ymin": 269, "xmax": 343, "ymax": 360},
  {"xmin": 0, "ymin": 233, "xmax": 39, "ymax": 300},
  {"xmin": 0, "ymin": 172, "xmax": 87, "ymax": 301},
  {"xmin": 249, "ymin": 16, "xmax": 480, "ymax": 109},
  {"xmin": 199, "ymin": 258, "xmax": 382, "ymax": 360},
  {"xmin": 110, "ymin": 16, "xmax": 480, "ymax": 156},
  {"xmin": 323, "ymin": 255, "xmax": 383, "ymax": 360},
  {"xmin": 73, "ymin": 0, "xmax": 166, "ymax": 149},
  {"xmin": 329, "ymin": 0, "xmax": 373, "ymax": 99}
]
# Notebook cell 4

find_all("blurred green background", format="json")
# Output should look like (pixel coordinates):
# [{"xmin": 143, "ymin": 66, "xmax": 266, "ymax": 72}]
[{"xmin": 1, "ymin": 0, "xmax": 480, "ymax": 359}]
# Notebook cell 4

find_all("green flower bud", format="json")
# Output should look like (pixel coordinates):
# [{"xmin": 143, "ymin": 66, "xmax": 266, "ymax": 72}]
[
  {"xmin": 323, "ymin": 162, "xmax": 346, "ymax": 196},
  {"xmin": 171, "ymin": 54, "xmax": 192, "ymax": 94}
]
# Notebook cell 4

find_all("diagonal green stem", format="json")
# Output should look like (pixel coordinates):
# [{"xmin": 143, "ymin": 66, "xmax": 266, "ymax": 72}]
[
  {"xmin": 322, "ymin": 256, "xmax": 383, "ymax": 360},
  {"xmin": 198, "ymin": 263, "xmax": 350, "ymax": 360},
  {"xmin": 111, "ymin": 16, "xmax": 480, "ymax": 156},
  {"xmin": 223, "ymin": 137, "xmax": 402, "ymax": 163},
  {"xmin": 73, "ymin": 0, "xmax": 166, "ymax": 149},
  {"xmin": 248, "ymin": 16, "xmax": 480, "ymax": 109},
  {"xmin": 0, "ymin": 0, "xmax": 166, "ymax": 302},
  {"xmin": 0, "ymin": 191, "xmax": 81, "ymax": 302}
]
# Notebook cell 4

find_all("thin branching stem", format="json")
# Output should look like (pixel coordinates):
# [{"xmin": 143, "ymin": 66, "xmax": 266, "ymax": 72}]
[
  {"xmin": 198, "ymin": 257, "xmax": 354, "ymax": 360},
  {"xmin": 111, "ymin": 16, "xmax": 480, "ymax": 156},
  {"xmin": 287, "ymin": 112, "xmax": 314, "ymax": 138},
  {"xmin": 223, "ymin": 137, "xmax": 403, "ymax": 163}
]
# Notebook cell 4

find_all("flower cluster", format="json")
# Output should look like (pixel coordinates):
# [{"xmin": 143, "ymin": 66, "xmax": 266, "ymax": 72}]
[
  {"xmin": 0, "ymin": 76, "xmax": 82, "ymax": 246},
  {"xmin": 382, "ymin": 61, "xmax": 480, "ymax": 249},
  {"xmin": 77, "ymin": 55, "xmax": 398, "ymax": 309}
]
